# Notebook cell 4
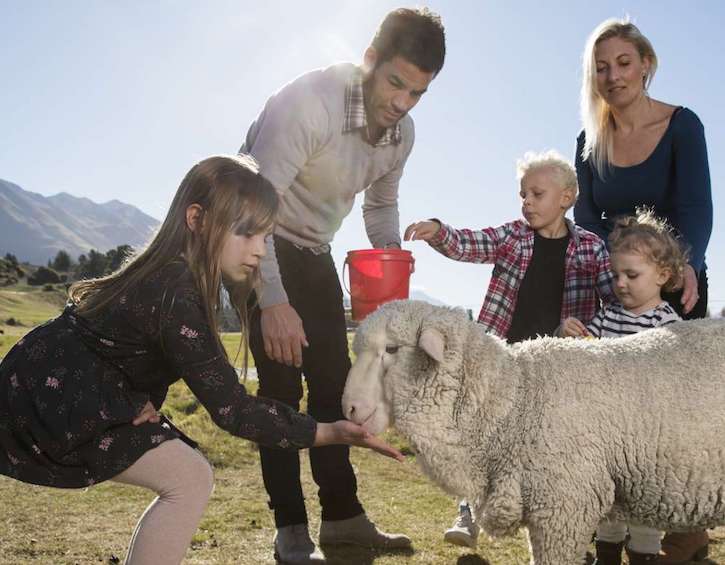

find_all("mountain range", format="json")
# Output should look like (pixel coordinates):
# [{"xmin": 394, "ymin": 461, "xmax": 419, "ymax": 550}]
[{"xmin": 0, "ymin": 179, "xmax": 159, "ymax": 264}]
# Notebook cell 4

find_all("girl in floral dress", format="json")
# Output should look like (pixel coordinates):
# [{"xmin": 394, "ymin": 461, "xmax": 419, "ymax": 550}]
[{"xmin": 0, "ymin": 154, "xmax": 401, "ymax": 564}]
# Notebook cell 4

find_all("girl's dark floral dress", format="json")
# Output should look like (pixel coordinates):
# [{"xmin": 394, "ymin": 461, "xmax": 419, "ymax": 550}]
[{"xmin": 0, "ymin": 260, "xmax": 316, "ymax": 488}]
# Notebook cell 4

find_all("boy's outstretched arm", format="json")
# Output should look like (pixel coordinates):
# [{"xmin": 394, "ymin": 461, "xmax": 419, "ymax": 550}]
[{"xmin": 406, "ymin": 218, "xmax": 512, "ymax": 264}]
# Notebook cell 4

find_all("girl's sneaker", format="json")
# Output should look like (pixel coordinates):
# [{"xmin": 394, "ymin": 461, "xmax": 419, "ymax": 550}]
[{"xmin": 443, "ymin": 502, "xmax": 480, "ymax": 548}]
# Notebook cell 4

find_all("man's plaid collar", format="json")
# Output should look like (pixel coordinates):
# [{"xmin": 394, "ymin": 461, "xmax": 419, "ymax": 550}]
[{"xmin": 342, "ymin": 68, "xmax": 402, "ymax": 147}]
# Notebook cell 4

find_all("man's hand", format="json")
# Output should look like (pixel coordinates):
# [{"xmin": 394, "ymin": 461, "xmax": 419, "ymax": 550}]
[
  {"xmin": 261, "ymin": 303, "xmax": 309, "ymax": 367},
  {"xmin": 559, "ymin": 317, "xmax": 589, "ymax": 338},
  {"xmin": 133, "ymin": 401, "xmax": 161, "ymax": 426},
  {"xmin": 314, "ymin": 420, "xmax": 404, "ymax": 462},
  {"xmin": 681, "ymin": 264, "xmax": 699, "ymax": 315},
  {"xmin": 404, "ymin": 220, "xmax": 441, "ymax": 242}
]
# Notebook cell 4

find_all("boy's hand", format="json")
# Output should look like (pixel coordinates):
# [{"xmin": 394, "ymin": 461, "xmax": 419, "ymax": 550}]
[
  {"xmin": 560, "ymin": 317, "xmax": 590, "ymax": 338},
  {"xmin": 404, "ymin": 220, "xmax": 441, "ymax": 242}
]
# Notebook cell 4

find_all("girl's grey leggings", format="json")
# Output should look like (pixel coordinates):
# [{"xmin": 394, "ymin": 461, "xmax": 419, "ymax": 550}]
[{"xmin": 112, "ymin": 439, "xmax": 215, "ymax": 564}]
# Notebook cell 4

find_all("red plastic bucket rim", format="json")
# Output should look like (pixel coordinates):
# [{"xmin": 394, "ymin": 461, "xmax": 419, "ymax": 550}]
[{"xmin": 346, "ymin": 248, "xmax": 413, "ymax": 259}]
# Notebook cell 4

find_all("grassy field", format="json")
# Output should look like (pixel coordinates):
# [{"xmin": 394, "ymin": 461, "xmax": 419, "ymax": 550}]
[
  {"xmin": 1, "ymin": 286, "xmax": 724, "ymax": 564},
  {"xmin": 0, "ymin": 285, "xmax": 68, "ymax": 357}
]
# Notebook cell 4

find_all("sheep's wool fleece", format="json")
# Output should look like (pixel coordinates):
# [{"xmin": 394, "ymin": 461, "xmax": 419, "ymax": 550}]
[{"xmin": 346, "ymin": 300, "xmax": 725, "ymax": 565}]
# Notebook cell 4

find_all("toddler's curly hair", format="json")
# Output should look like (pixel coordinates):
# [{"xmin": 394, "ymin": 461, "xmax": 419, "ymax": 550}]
[{"xmin": 609, "ymin": 209, "xmax": 689, "ymax": 292}]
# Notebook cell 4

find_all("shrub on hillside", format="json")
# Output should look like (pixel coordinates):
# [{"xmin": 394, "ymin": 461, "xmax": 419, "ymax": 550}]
[
  {"xmin": 28, "ymin": 266, "xmax": 61, "ymax": 286},
  {"xmin": 0, "ymin": 258, "xmax": 19, "ymax": 286},
  {"xmin": 52, "ymin": 250, "xmax": 73, "ymax": 272}
]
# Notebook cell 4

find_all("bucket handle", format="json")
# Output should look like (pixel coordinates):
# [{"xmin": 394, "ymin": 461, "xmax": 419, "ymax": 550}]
[{"xmin": 342, "ymin": 255, "xmax": 415, "ymax": 297}]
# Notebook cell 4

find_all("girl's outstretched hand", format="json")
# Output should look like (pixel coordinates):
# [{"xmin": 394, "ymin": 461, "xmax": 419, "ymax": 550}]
[
  {"xmin": 314, "ymin": 421, "xmax": 404, "ymax": 462},
  {"xmin": 404, "ymin": 220, "xmax": 441, "ymax": 242}
]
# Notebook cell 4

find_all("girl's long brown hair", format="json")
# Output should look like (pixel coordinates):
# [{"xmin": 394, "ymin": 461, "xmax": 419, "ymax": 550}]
[{"xmin": 69, "ymin": 154, "xmax": 278, "ymax": 368}]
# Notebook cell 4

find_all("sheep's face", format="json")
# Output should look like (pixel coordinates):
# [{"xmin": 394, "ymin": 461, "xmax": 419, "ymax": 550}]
[{"xmin": 342, "ymin": 300, "xmax": 444, "ymax": 435}]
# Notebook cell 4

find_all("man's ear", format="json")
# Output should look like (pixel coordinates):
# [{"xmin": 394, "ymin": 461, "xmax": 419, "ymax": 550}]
[
  {"xmin": 185, "ymin": 204, "xmax": 205, "ymax": 233},
  {"xmin": 363, "ymin": 46, "xmax": 378, "ymax": 75},
  {"xmin": 418, "ymin": 327, "xmax": 445, "ymax": 363}
]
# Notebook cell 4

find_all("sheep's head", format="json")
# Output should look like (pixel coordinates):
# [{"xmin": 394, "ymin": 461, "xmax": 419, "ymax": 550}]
[{"xmin": 342, "ymin": 300, "xmax": 470, "ymax": 435}]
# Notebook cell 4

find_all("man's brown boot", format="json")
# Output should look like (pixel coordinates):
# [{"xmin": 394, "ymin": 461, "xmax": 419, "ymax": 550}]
[{"xmin": 659, "ymin": 531, "xmax": 708, "ymax": 565}]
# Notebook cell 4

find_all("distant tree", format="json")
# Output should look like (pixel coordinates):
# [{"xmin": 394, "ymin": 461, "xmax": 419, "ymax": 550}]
[
  {"xmin": 52, "ymin": 250, "xmax": 72, "ymax": 272},
  {"xmin": 75, "ymin": 254, "xmax": 88, "ymax": 279},
  {"xmin": 28, "ymin": 266, "xmax": 61, "ymax": 286},
  {"xmin": 74, "ymin": 250, "xmax": 108, "ymax": 279},
  {"xmin": 88, "ymin": 249, "xmax": 108, "ymax": 277},
  {"xmin": 4, "ymin": 253, "xmax": 18, "ymax": 266},
  {"xmin": 106, "ymin": 244, "xmax": 134, "ymax": 273}
]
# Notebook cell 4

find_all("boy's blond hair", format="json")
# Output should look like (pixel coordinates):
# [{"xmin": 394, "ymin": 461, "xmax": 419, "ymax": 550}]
[{"xmin": 516, "ymin": 150, "xmax": 579, "ymax": 209}]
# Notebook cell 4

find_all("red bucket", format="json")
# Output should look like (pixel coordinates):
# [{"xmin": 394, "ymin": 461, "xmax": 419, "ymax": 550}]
[{"xmin": 343, "ymin": 249, "xmax": 415, "ymax": 321}]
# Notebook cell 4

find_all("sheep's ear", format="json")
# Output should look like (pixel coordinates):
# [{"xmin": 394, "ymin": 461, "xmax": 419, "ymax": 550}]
[{"xmin": 418, "ymin": 327, "xmax": 445, "ymax": 362}]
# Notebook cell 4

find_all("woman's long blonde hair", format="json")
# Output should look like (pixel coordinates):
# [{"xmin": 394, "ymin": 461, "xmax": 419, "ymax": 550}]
[
  {"xmin": 69, "ymin": 154, "xmax": 278, "ymax": 365},
  {"xmin": 580, "ymin": 18, "xmax": 658, "ymax": 177}
]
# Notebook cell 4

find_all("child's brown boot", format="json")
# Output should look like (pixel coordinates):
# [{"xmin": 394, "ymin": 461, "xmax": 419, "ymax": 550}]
[{"xmin": 659, "ymin": 531, "xmax": 708, "ymax": 564}]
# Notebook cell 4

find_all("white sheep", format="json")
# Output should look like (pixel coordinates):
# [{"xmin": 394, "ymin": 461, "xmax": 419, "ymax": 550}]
[{"xmin": 341, "ymin": 300, "xmax": 725, "ymax": 565}]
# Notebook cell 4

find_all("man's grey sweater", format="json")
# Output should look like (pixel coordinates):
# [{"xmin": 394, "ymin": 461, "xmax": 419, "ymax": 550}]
[{"xmin": 241, "ymin": 63, "xmax": 415, "ymax": 308}]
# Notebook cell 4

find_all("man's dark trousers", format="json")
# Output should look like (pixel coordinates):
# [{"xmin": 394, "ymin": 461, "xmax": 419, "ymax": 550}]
[{"xmin": 249, "ymin": 236, "xmax": 364, "ymax": 527}]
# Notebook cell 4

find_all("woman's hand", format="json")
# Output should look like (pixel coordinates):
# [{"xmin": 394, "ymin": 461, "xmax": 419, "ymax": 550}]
[
  {"xmin": 681, "ymin": 264, "xmax": 699, "ymax": 315},
  {"xmin": 314, "ymin": 421, "xmax": 404, "ymax": 462},
  {"xmin": 559, "ymin": 317, "xmax": 589, "ymax": 338},
  {"xmin": 133, "ymin": 401, "xmax": 161, "ymax": 426},
  {"xmin": 404, "ymin": 220, "xmax": 441, "ymax": 242}
]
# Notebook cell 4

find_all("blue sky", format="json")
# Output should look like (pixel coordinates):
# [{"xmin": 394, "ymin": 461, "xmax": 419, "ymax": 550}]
[{"xmin": 1, "ymin": 0, "xmax": 723, "ymax": 314}]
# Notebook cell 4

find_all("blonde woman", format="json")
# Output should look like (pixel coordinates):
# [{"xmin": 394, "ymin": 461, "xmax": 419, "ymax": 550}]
[
  {"xmin": 575, "ymin": 19, "xmax": 712, "ymax": 565},
  {"xmin": 0, "ymin": 155, "xmax": 402, "ymax": 565}
]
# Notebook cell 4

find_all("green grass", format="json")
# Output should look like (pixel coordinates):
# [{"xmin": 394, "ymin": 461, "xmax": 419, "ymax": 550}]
[
  {"xmin": 2, "ymin": 287, "xmax": 725, "ymax": 564},
  {"xmin": 0, "ymin": 286, "xmax": 67, "ymax": 357}
]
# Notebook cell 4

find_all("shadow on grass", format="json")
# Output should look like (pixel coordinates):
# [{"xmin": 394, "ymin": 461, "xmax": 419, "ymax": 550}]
[
  {"xmin": 456, "ymin": 554, "xmax": 491, "ymax": 565},
  {"xmin": 321, "ymin": 545, "xmax": 414, "ymax": 565}
]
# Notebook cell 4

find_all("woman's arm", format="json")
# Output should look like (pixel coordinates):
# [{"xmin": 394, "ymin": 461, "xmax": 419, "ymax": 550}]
[{"xmin": 672, "ymin": 109, "xmax": 713, "ymax": 274}]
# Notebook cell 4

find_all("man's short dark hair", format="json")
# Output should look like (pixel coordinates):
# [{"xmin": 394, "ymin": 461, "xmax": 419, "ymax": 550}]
[{"xmin": 371, "ymin": 7, "xmax": 446, "ymax": 75}]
